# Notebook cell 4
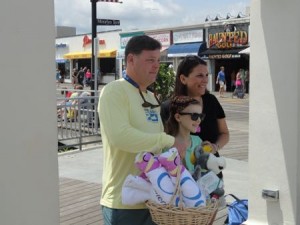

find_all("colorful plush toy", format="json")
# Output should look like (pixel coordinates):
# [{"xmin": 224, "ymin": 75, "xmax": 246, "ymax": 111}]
[
  {"xmin": 158, "ymin": 148, "xmax": 206, "ymax": 207},
  {"xmin": 135, "ymin": 151, "xmax": 176, "ymax": 205},
  {"xmin": 192, "ymin": 145, "xmax": 226, "ymax": 176},
  {"xmin": 192, "ymin": 145, "xmax": 226, "ymax": 199},
  {"xmin": 157, "ymin": 148, "xmax": 184, "ymax": 177},
  {"xmin": 135, "ymin": 152, "xmax": 160, "ymax": 180}
]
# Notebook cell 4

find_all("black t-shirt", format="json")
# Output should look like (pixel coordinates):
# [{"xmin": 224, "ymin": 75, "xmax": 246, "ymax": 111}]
[
  {"xmin": 199, "ymin": 93, "xmax": 225, "ymax": 143},
  {"xmin": 78, "ymin": 70, "xmax": 85, "ymax": 80}
]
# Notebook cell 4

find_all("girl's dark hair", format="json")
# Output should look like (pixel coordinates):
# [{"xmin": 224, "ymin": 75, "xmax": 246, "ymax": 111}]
[
  {"xmin": 165, "ymin": 96, "xmax": 200, "ymax": 136},
  {"xmin": 173, "ymin": 55, "xmax": 207, "ymax": 96}
]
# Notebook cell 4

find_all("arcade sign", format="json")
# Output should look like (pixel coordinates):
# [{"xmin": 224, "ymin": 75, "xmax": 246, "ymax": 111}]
[{"xmin": 208, "ymin": 24, "xmax": 249, "ymax": 49}]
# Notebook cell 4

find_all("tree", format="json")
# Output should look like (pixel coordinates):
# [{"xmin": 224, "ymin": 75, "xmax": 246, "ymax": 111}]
[{"xmin": 152, "ymin": 63, "xmax": 175, "ymax": 102}]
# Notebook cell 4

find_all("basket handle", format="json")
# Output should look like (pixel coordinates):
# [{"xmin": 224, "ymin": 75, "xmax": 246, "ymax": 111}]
[{"xmin": 168, "ymin": 165, "xmax": 184, "ymax": 208}]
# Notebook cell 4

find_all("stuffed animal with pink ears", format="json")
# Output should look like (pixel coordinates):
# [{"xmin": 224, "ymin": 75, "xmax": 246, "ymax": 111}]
[
  {"xmin": 135, "ymin": 152, "xmax": 160, "ymax": 178},
  {"xmin": 157, "ymin": 147, "xmax": 184, "ymax": 177},
  {"xmin": 134, "ymin": 151, "xmax": 177, "ymax": 205},
  {"xmin": 158, "ymin": 147, "xmax": 206, "ymax": 207}
]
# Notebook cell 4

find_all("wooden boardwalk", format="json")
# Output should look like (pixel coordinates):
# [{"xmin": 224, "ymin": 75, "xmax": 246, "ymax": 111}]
[
  {"xmin": 59, "ymin": 94, "xmax": 249, "ymax": 225},
  {"xmin": 60, "ymin": 177, "xmax": 103, "ymax": 225}
]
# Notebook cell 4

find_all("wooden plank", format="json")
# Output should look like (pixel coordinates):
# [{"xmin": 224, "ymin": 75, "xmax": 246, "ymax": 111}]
[
  {"xmin": 60, "ymin": 188, "xmax": 101, "ymax": 208},
  {"xmin": 59, "ymin": 178, "xmax": 102, "ymax": 225}
]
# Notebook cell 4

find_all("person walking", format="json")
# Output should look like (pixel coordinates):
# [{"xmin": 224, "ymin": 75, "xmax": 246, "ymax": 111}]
[
  {"xmin": 84, "ymin": 68, "xmax": 92, "ymax": 87},
  {"xmin": 230, "ymin": 70, "xmax": 236, "ymax": 91},
  {"xmin": 77, "ymin": 67, "xmax": 85, "ymax": 86},
  {"xmin": 161, "ymin": 55, "xmax": 229, "ymax": 179},
  {"xmin": 98, "ymin": 35, "xmax": 184, "ymax": 225},
  {"xmin": 71, "ymin": 68, "xmax": 78, "ymax": 86},
  {"xmin": 59, "ymin": 69, "xmax": 65, "ymax": 84},
  {"xmin": 245, "ymin": 69, "xmax": 250, "ymax": 93},
  {"xmin": 56, "ymin": 69, "xmax": 61, "ymax": 87},
  {"xmin": 216, "ymin": 66, "xmax": 226, "ymax": 97}
]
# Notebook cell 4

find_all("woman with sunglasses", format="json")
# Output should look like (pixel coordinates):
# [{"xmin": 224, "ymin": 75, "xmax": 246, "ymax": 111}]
[
  {"xmin": 165, "ymin": 95, "xmax": 205, "ymax": 171},
  {"xmin": 161, "ymin": 55, "xmax": 229, "ymax": 179}
]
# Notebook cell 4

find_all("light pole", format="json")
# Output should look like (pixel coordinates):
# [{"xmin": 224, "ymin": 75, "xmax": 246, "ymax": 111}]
[
  {"xmin": 90, "ymin": 0, "xmax": 122, "ymax": 92},
  {"xmin": 91, "ymin": 0, "xmax": 98, "ymax": 92},
  {"xmin": 90, "ymin": 0, "xmax": 122, "ymax": 129}
]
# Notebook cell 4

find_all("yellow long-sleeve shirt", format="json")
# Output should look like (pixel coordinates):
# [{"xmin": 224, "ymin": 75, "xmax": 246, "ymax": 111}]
[{"xmin": 98, "ymin": 78, "xmax": 174, "ymax": 209}]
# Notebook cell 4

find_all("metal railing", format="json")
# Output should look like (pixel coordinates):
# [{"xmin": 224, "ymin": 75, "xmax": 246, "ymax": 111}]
[{"xmin": 57, "ymin": 90, "xmax": 101, "ymax": 151}]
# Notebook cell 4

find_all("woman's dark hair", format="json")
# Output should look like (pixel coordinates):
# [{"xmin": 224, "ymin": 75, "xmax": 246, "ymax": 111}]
[
  {"xmin": 173, "ymin": 55, "xmax": 207, "ymax": 96},
  {"xmin": 124, "ymin": 35, "xmax": 162, "ymax": 64},
  {"xmin": 165, "ymin": 96, "xmax": 200, "ymax": 136}
]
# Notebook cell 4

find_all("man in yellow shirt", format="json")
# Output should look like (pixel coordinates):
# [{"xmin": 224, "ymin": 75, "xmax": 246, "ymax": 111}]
[{"xmin": 98, "ymin": 35, "xmax": 181, "ymax": 225}]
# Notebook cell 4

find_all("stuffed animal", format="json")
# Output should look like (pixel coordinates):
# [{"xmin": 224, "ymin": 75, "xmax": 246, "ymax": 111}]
[
  {"xmin": 192, "ymin": 145, "xmax": 226, "ymax": 199},
  {"xmin": 192, "ymin": 145, "xmax": 226, "ymax": 176},
  {"xmin": 157, "ymin": 147, "xmax": 184, "ymax": 177},
  {"xmin": 158, "ymin": 148, "xmax": 206, "ymax": 207},
  {"xmin": 199, "ymin": 152, "xmax": 226, "ymax": 174},
  {"xmin": 135, "ymin": 151, "xmax": 176, "ymax": 205},
  {"xmin": 135, "ymin": 152, "xmax": 160, "ymax": 179}
]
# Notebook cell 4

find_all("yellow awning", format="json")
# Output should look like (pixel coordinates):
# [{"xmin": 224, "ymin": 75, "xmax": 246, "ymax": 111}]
[
  {"xmin": 63, "ymin": 51, "xmax": 91, "ymax": 59},
  {"xmin": 98, "ymin": 49, "xmax": 117, "ymax": 58},
  {"xmin": 63, "ymin": 49, "xmax": 117, "ymax": 59}
]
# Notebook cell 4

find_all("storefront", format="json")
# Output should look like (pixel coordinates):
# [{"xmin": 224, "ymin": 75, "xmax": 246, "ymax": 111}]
[
  {"xmin": 56, "ymin": 30, "xmax": 121, "ymax": 83},
  {"xmin": 199, "ymin": 22, "xmax": 250, "ymax": 92},
  {"xmin": 55, "ymin": 42, "xmax": 70, "ymax": 79},
  {"xmin": 167, "ymin": 28, "xmax": 206, "ymax": 71},
  {"xmin": 55, "ymin": 18, "xmax": 250, "ymax": 87}
]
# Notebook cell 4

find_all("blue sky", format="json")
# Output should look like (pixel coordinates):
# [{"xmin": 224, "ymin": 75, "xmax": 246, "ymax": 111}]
[{"xmin": 54, "ymin": 0, "xmax": 250, "ymax": 35}]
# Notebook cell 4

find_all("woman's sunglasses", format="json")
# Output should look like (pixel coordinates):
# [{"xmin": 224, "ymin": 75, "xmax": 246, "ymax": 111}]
[
  {"xmin": 138, "ymin": 88, "xmax": 161, "ymax": 109},
  {"xmin": 178, "ymin": 112, "xmax": 206, "ymax": 121}
]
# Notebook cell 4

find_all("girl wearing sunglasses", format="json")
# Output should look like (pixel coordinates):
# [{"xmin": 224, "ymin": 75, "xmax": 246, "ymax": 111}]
[
  {"xmin": 161, "ymin": 55, "xmax": 229, "ymax": 179},
  {"xmin": 165, "ymin": 95, "xmax": 205, "ymax": 171}
]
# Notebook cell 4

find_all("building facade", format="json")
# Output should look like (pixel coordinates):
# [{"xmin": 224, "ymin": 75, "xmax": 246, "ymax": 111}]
[
  {"xmin": 56, "ymin": 16, "xmax": 250, "ymax": 92},
  {"xmin": 56, "ymin": 29, "xmax": 121, "ymax": 83}
]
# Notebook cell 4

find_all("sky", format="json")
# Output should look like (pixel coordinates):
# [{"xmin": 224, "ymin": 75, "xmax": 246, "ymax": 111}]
[{"xmin": 54, "ymin": 0, "xmax": 250, "ymax": 35}]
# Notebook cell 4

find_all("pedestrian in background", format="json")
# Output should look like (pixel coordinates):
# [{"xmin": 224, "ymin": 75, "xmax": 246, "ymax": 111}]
[
  {"xmin": 245, "ymin": 69, "xmax": 250, "ymax": 93},
  {"xmin": 230, "ymin": 70, "xmax": 236, "ymax": 91},
  {"xmin": 216, "ymin": 66, "xmax": 226, "ymax": 97},
  {"xmin": 238, "ymin": 68, "xmax": 246, "ymax": 91},
  {"xmin": 84, "ymin": 68, "xmax": 92, "ymax": 87},
  {"xmin": 98, "ymin": 35, "xmax": 185, "ymax": 225},
  {"xmin": 56, "ymin": 69, "xmax": 61, "ymax": 87},
  {"xmin": 71, "ymin": 68, "xmax": 78, "ymax": 86},
  {"xmin": 77, "ymin": 67, "xmax": 85, "ymax": 86}
]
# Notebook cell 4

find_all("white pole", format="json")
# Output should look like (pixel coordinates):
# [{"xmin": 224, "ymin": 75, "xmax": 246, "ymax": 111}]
[
  {"xmin": 93, "ymin": 37, "xmax": 99, "ymax": 91},
  {"xmin": 93, "ymin": 37, "xmax": 99, "ymax": 131}
]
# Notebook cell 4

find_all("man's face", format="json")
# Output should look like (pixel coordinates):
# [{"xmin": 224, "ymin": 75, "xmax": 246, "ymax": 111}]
[{"xmin": 129, "ymin": 49, "xmax": 161, "ymax": 88}]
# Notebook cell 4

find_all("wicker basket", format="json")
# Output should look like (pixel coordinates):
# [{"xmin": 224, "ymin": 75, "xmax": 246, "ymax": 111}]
[{"xmin": 145, "ymin": 166, "xmax": 219, "ymax": 225}]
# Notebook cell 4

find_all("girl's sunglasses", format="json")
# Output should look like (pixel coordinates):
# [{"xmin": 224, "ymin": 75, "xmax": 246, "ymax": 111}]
[{"xmin": 178, "ymin": 112, "xmax": 206, "ymax": 121}]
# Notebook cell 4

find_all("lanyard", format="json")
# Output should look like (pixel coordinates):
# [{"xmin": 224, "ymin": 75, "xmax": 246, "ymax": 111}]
[{"xmin": 123, "ymin": 73, "xmax": 139, "ymax": 88}]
